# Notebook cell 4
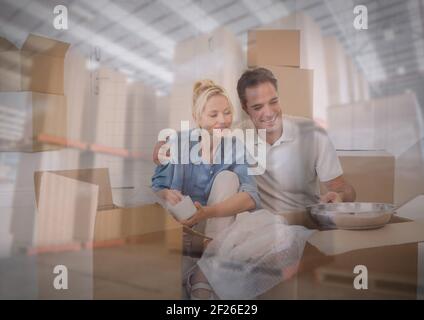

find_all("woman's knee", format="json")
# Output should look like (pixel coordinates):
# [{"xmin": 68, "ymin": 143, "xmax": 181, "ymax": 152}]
[
  {"xmin": 205, "ymin": 171, "xmax": 239, "ymax": 237},
  {"xmin": 208, "ymin": 170, "xmax": 239, "ymax": 205}
]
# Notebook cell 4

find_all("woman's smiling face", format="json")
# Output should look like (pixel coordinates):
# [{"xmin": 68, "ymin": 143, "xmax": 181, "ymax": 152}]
[{"xmin": 197, "ymin": 94, "xmax": 233, "ymax": 134}]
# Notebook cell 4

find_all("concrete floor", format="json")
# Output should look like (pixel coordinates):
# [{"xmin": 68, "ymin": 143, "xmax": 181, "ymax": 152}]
[
  {"xmin": 0, "ymin": 241, "xmax": 183, "ymax": 300},
  {"xmin": 1, "ymin": 230, "xmax": 422, "ymax": 300}
]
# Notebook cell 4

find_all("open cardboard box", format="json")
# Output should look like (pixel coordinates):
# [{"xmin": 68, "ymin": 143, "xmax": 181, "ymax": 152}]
[
  {"xmin": 34, "ymin": 168, "xmax": 184, "ymax": 299},
  {"xmin": 260, "ymin": 211, "xmax": 424, "ymax": 299},
  {"xmin": 0, "ymin": 34, "xmax": 70, "ymax": 94},
  {"xmin": 34, "ymin": 168, "xmax": 182, "ymax": 247},
  {"xmin": 320, "ymin": 150, "xmax": 395, "ymax": 203},
  {"xmin": 0, "ymin": 34, "xmax": 69, "ymax": 152}
]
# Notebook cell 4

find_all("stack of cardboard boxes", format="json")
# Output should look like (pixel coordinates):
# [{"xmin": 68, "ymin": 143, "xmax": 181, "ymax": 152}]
[
  {"xmin": 63, "ymin": 49, "xmax": 160, "ymax": 198},
  {"xmin": 169, "ymin": 27, "xmax": 245, "ymax": 129},
  {"xmin": 0, "ymin": 34, "xmax": 69, "ymax": 152},
  {"xmin": 251, "ymin": 12, "xmax": 370, "ymax": 123},
  {"xmin": 0, "ymin": 34, "xmax": 70, "ymax": 258},
  {"xmin": 91, "ymin": 68, "xmax": 157, "ymax": 189},
  {"xmin": 247, "ymin": 29, "xmax": 314, "ymax": 119},
  {"xmin": 267, "ymin": 12, "xmax": 330, "ymax": 122}
]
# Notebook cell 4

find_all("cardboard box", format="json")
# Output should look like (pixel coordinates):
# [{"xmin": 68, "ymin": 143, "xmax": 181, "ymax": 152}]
[
  {"xmin": 319, "ymin": 150, "xmax": 395, "ymax": 203},
  {"xmin": 266, "ymin": 13, "xmax": 323, "ymax": 69},
  {"xmin": 0, "ymin": 34, "xmax": 70, "ymax": 94},
  {"xmin": 264, "ymin": 65, "xmax": 313, "ymax": 119},
  {"xmin": 256, "ymin": 13, "xmax": 330, "ymax": 121},
  {"xmin": 63, "ymin": 48, "xmax": 92, "ymax": 144},
  {"xmin": 248, "ymin": 30, "xmax": 300, "ymax": 67},
  {"xmin": 328, "ymin": 94, "xmax": 424, "ymax": 206},
  {"xmin": 33, "ymin": 167, "xmax": 183, "ymax": 299},
  {"xmin": 320, "ymin": 145, "xmax": 424, "ymax": 207},
  {"xmin": 170, "ymin": 27, "xmax": 244, "ymax": 128},
  {"xmin": 34, "ymin": 168, "xmax": 181, "ymax": 244},
  {"xmin": 260, "ymin": 213, "xmax": 424, "ymax": 299},
  {"xmin": 33, "ymin": 171, "xmax": 98, "ymax": 247},
  {"xmin": 0, "ymin": 92, "xmax": 67, "ymax": 152},
  {"xmin": 97, "ymin": 77, "xmax": 158, "ymax": 152}
]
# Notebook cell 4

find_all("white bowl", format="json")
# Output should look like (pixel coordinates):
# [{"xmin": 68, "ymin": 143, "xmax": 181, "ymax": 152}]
[{"xmin": 306, "ymin": 202, "xmax": 396, "ymax": 230}]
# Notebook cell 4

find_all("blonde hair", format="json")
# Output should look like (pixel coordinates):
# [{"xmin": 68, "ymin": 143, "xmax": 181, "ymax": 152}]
[{"xmin": 192, "ymin": 79, "xmax": 234, "ymax": 123}]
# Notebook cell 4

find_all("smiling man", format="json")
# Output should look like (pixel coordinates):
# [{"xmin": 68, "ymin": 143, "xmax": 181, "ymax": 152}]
[{"xmin": 237, "ymin": 67, "xmax": 356, "ymax": 213}]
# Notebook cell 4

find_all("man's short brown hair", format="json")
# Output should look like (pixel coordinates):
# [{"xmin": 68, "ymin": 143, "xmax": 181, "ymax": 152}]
[{"xmin": 237, "ymin": 67, "xmax": 278, "ymax": 108}]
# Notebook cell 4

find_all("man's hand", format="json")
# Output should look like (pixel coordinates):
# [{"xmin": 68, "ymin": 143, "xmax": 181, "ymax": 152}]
[
  {"xmin": 322, "ymin": 175, "xmax": 356, "ymax": 202},
  {"xmin": 156, "ymin": 189, "xmax": 183, "ymax": 206},
  {"xmin": 180, "ymin": 201, "xmax": 213, "ymax": 227},
  {"xmin": 320, "ymin": 191, "xmax": 342, "ymax": 203}
]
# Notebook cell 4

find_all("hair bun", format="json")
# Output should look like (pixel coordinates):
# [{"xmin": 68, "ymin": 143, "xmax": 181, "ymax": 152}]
[
  {"xmin": 193, "ymin": 79, "xmax": 216, "ymax": 98},
  {"xmin": 191, "ymin": 79, "xmax": 233, "ymax": 123}
]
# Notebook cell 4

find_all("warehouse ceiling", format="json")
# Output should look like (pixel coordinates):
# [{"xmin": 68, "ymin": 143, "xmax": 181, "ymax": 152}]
[{"xmin": 0, "ymin": 0, "xmax": 423, "ymax": 109}]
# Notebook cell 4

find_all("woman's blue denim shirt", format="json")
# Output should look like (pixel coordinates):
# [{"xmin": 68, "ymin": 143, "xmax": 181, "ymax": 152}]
[{"xmin": 151, "ymin": 130, "xmax": 261, "ymax": 209}]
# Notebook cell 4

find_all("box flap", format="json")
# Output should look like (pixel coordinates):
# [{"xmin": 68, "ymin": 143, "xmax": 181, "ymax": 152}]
[
  {"xmin": 0, "ymin": 37, "xmax": 18, "ymax": 51},
  {"xmin": 22, "ymin": 34, "xmax": 70, "ymax": 57},
  {"xmin": 336, "ymin": 151, "xmax": 395, "ymax": 203},
  {"xmin": 34, "ymin": 168, "xmax": 114, "ymax": 210},
  {"xmin": 336, "ymin": 150, "xmax": 394, "ymax": 157},
  {"xmin": 308, "ymin": 220, "xmax": 424, "ymax": 255},
  {"xmin": 35, "ymin": 172, "xmax": 99, "ymax": 246}
]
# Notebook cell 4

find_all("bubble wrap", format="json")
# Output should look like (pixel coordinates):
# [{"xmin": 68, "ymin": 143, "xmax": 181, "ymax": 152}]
[{"xmin": 197, "ymin": 209, "xmax": 315, "ymax": 299}]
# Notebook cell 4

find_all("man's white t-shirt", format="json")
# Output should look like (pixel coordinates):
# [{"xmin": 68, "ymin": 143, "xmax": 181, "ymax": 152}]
[{"xmin": 251, "ymin": 116, "xmax": 343, "ymax": 212}]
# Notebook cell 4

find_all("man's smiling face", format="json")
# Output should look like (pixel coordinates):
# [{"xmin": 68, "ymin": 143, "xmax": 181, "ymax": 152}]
[{"xmin": 244, "ymin": 81, "xmax": 283, "ymax": 134}]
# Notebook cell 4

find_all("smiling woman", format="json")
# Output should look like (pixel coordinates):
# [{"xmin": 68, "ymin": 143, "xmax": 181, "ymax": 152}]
[
  {"xmin": 192, "ymin": 80, "xmax": 234, "ymax": 134},
  {"xmin": 152, "ymin": 79, "xmax": 260, "ymax": 224},
  {"xmin": 151, "ymin": 79, "xmax": 261, "ymax": 299}
]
